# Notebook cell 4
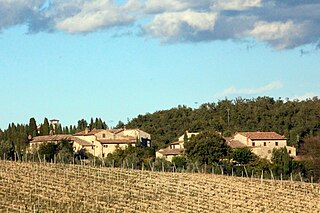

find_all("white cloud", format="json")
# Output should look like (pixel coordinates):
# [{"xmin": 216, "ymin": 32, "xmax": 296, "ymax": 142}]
[
  {"xmin": 212, "ymin": 0, "xmax": 262, "ymax": 11},
  {"xmin": 53, "ymin": 0, "xmax": 134, "ymax": 33},
  {"xmin": 144, "ymin": 10, "xmax": 218, "ymax": 42},
  {"xmin": 216, "ymin": 81, "xmax": 283, "ymax": 98},
  {"xmin": 246, "ymin": 21, "xmax": 305, "ymax": 49},
  {"xmin": 0, "ymin": 0, "xmax": 320, "ymax": 50},
  {"xmin": 292, "ymin": 92, "xmax": 318, "ymax": 101},
  {"xmin": 144, "ymin": 0, "xmax": 211, "ymax": 14}
]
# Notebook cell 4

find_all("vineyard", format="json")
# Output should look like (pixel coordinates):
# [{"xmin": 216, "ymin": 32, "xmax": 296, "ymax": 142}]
[{"xmin": 0, "ymin": 160, "xmax": 319, "ymax": 212}]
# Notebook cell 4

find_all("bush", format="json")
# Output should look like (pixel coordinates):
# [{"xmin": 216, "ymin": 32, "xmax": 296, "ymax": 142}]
[{"xmin": 172, "ymin": 156, "xmax": 187, "ymax": 171}]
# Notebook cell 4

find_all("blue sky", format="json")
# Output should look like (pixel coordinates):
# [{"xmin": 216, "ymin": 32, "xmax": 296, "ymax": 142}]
[{"xmin": 0, "ymin": 0, "xmax": 319, "ymax": 129}]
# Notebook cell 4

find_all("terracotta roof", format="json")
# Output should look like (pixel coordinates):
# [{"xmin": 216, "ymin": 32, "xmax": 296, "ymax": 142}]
[
  {"xmin": 238, "ymin": 132, "xmax": 286, "ymax": 140},
  {"xmin": 108, "ymin": 129, "xmax": 124, "ymax": 134},
  {"xmin": 89, "ymin": 128, "xmax": 104, "ymax": 134},
  {"xmin": 73, "ymin": 130, "xmax": 86, "ymax": 136},
  {"xmin": 98, "ymin": 138, "xmax": 136, "ymax": 144},
  {"xmin": 227, "ymin": 140, "xmax": 246, "ymax": 148},
  {"xmin": 158, "ymin": 148, "xmax": 184, "ymax": 155},
  {"xmin": 73, "ymin": 128, "xmax": 104, "ymax": 136},
  {"xmin": 31, "ymin": 135, "xmax": 92, "ymax": 146}
]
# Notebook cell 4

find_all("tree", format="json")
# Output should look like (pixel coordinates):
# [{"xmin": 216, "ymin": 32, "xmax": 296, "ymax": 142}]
[
  {"xmin": 185, "ymin": 131, "xmax": 230, "ymax": 165},
  {"xmin": 89, "ymin": 118, "xmax": 95, "ymax": 130},
  {"xmin": 28, "ymin": 117, "xmax": 37, "ymax": 137},
  {"xmin": 172, "ymin": 156, "xmax": 187, "ymax": 170},
  {"xmin": 77, "ymin": 119, "xmax": 87, "ymax": 131},
  {"xmin": 231, "ymin": 147, "xmax": 255, "ymax": 164},
  {"xmin": 40, "ymin": 118, "xmax": 50, "ymax": 136},
  {"xmin": 115, "ymin": 121, "xmax": 125, "ymax": 129},
  {"xmin": 57, "ymin": 139, "xmax": 74, "ymax": 163},
  {"xmin": 55, "ymin": 124, "xmax": 63, "ymax": 135},
  {"xmin": 0, "ymin": 140, "xmax": 13, "ymax": 160},
  {"xmin": 271, "ymin": 147, "xmax": 292, "ymax": 177},
  {"xmin": 300, "ymin": 136, "xmax": 320, "ymax": 180},
  {"xmin": 183, "ymin": 132, "xmax": 188, "ymax": 144},
  {"xmin": 38, "ymin": 139, "xmax": 74, "ymax": 162},
  {"xmin": 38, "ymin": 142, "xmax": 58, "ymax": 161}
]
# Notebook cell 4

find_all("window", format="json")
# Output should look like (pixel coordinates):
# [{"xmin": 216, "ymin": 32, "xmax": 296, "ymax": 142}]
[
  {"xmin": 92, "ymin": 146, "xmax": 94, "ymax": 150},
  {"xmin": 268, "ymin": 150, "xmax": 271, "ymax": 154},
  {"xmin": 264, "ymin": 142, "xmax": 266, "ymax": 146},
  {"xmin": 102, "ymin": 154, "xmax": 105, "ymax": 157},
  {"xmin": 275, "ymin": 142, "xmax": 278, "ymax": 146},
  {"xmin": 288, "ymin": 150, "xmax": 291, "ymax": 154},
  {"xmin": 252, "ymin": 142, "xmax": 255, "ymax": 146},
  {"xmin": 103, "ymin": 145, "xmax": 108, "ymax": 148},
  {"xmin": 102, "ymin": 134, "xmax": 106, "ymax": 138}
]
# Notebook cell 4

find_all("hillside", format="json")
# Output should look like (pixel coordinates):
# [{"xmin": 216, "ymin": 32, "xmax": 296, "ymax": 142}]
[
  {"xmin": 126, "ymin": 97, "xmax": 320, "ymax": 149},
  {"xmin": 0, "ymin": 161, "xmax": 319, "ymax": 212}
]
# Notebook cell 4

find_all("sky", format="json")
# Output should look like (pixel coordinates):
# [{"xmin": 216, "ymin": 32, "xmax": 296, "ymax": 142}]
[{"xmin": 0, "ymin": 0, "xmax": 320, "ymax": 129}]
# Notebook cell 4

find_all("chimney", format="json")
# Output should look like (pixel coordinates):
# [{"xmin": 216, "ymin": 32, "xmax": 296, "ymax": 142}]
[{"xmin": 84, "ymin": 127, "xmax": 89, "ymax": 135}]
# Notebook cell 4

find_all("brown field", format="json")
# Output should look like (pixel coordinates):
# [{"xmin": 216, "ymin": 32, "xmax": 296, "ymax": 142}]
[{"xmin": 0, "ymin": 160, "xmax": 319, "ymax": 212}]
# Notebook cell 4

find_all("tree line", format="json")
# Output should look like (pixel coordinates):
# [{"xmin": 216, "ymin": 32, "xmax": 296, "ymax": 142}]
[{"xmin": 126, "ymin": 96, "xmax": 320, "ymax": 150}]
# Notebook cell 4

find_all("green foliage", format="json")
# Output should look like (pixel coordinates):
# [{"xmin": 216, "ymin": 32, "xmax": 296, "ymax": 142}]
[
  {"xmin": 300, "ymin": 136, "xmax": 320, "ymax": 180},
  {"xmin": 0, "ymin": 123, "xmax": 29, "ymax": 158},
  {"xmin": 106, "ymin": 145, "xmax": 155, "ymax": 169},
  {"xmin": 183, "ymin": 132, "xmax": 188, "ymax": 144},
  {"xmin": 271, "ymin": 147, "xmax": 292, "ymax": 177},
  {"xmin": 231, "ymin": 147, "xmax": 255, "ymax": 164},
  {"xmin": 55, "ymin": 124, "xmax": 63, "ymax": 135},
  {"xmin": 185, "ymin": 131, "xmax": 230, "ymax": 165},
  {"xmin": 172, "ymin": 156, "xmax": 187, "ymax": 170},
  {"xmin": 38, "ymin": 139, "xmax": 74, "ymax": 163},
  {"xmin": 38, "ymin": 142, "xmax": 58, "ymax": 161},
  {"xmin": 40, "ymin": 118, "xmax": 50, "ymax": 136},
  {"xmin": 154, "ymin": 157, "xmax": 172, "ymax": 171},
  {"xmin": 0, "ymin": 140, "xmax": 14, "ymax": 160},
  {"xmin": 57, "ymin": 139, "xmax": 74, "ymax": 163},
  {"xmin": 127, "ymin": 97, "xmax": 320, "ymax": 151},
  {"xmin": 77, "ymin": 119, "xmax": 88, "ymax": 131},
  {"xmin": 28, "ymin": 117, "xmax": 37, "ymax": 137},
  {"xmin": 248, "ymin": 158, "xmax": 272, "ymax": 173}
]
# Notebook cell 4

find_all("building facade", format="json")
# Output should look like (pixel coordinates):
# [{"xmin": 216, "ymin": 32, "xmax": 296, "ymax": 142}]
[
  {"xmin": 30, "ymin": 128, "xmax": 151, "ymax": 158},
  {"xmin": 230, "ymin": 132, "xmax": 296, "ymax": 159},
  {"xmin": 156, "ymin": 131, "xmax": 198, "ymax": 162}
]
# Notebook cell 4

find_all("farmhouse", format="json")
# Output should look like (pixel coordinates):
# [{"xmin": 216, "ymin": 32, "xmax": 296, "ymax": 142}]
[
  {"xmin": 30, "ymin": 127, "xmax": 151, "ymax": 158},
  {"xmin": 156, "ymin": 131, "xmax": 198, "ymax": 162},
  {"xmin": 227, "ymin": 132, "xmax": 296, "ymax": 159},
  {"xmin": 29, "ymin": 134, "xmax": 93, "ymax": 154}
]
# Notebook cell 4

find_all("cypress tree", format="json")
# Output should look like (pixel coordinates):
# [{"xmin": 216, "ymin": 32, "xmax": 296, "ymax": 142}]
[
  {"xmin": 28, "ymin": 117, "xmax": 37, "ymax": 137},
  {"xmin": 40, "ymin": 118, "xmax": 50, "ymax": 136}
]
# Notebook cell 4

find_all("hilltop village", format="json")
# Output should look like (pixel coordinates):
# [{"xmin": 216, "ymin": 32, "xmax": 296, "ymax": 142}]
[
  {"xmin": 1, "ymin": 97, "xmax": 320, "ymax": 181},
  {"xmin": 29, "ymin": 119, "xmax": 295, "ymax": 162}
]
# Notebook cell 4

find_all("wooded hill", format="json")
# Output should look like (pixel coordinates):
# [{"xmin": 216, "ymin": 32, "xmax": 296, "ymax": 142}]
[{"xmin": 126, "ymin": 96, "xmax": 320, "ymax": 150}]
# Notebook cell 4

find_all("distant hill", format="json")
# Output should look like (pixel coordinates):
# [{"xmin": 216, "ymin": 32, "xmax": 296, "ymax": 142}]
[{"xmin": 127, "ymin": 96, "xmax": 320, "ymax": 150}]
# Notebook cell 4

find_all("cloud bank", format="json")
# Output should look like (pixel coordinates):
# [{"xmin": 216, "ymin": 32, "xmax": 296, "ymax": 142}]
[
  {"xmin": 1, "ymin": 0, "xmax": 320, "ymax": 49},
  {"xmin": 216, "ymin": 81, "xmax": 283, "ymax": 98}
]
